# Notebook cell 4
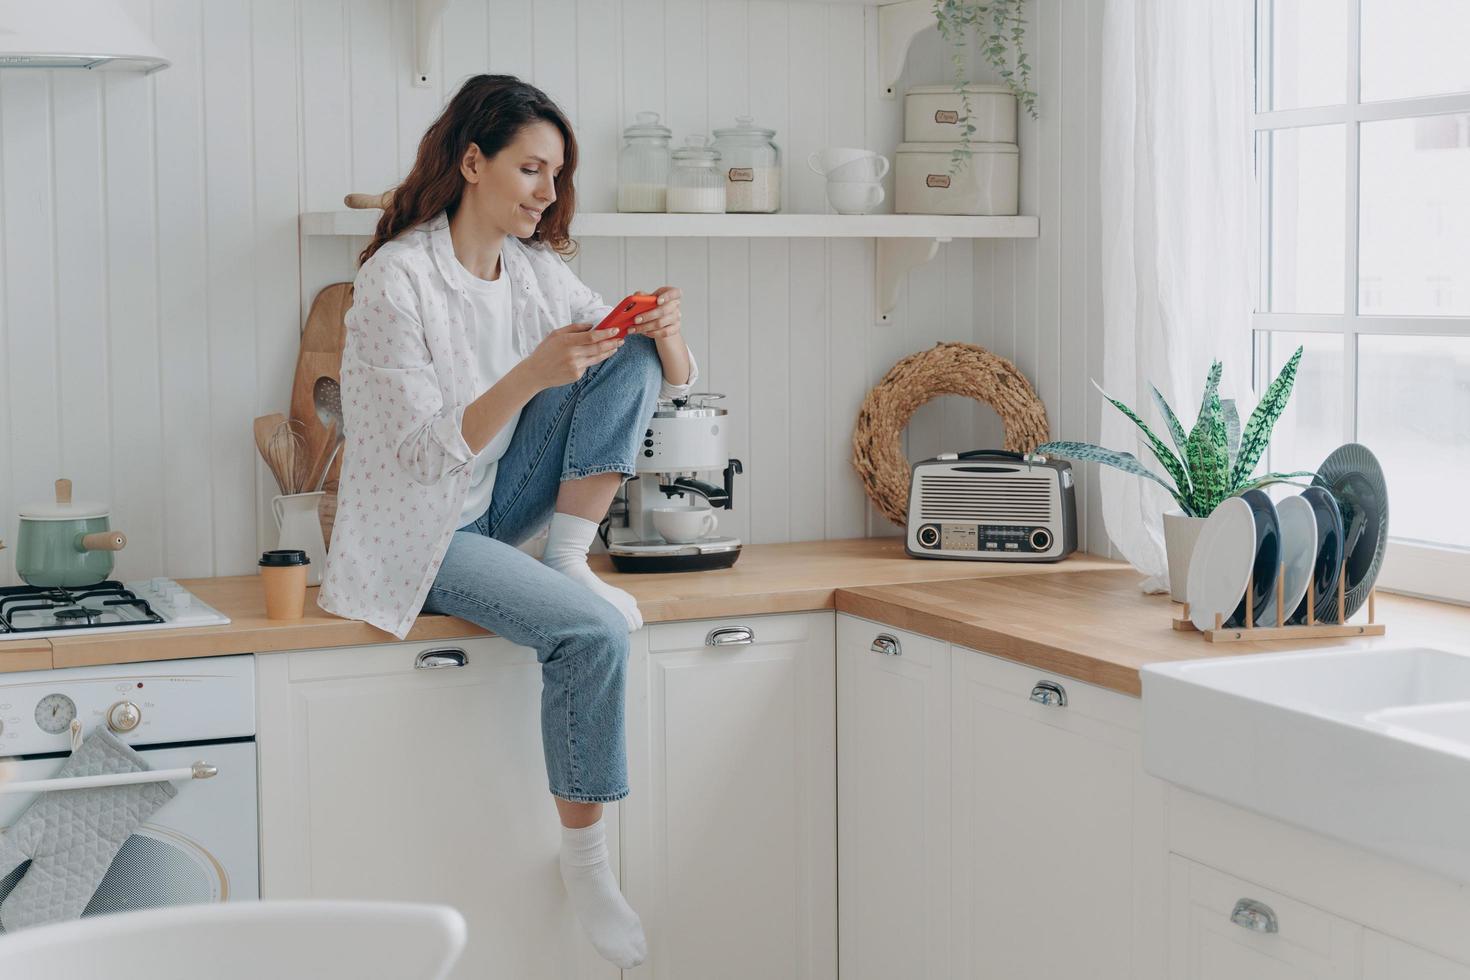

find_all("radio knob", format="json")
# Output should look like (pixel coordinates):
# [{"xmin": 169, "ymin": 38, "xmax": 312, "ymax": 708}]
[
  {"xmin": 918, "ymin": 525, "xmax": 940, "ymax": 548},
  {"xmin": 107, "ymin": 701, "xmax": 142, "ymax": 733},
  {"xmin": 1029, "ymin": 528, "xmax": 1052, "ymax": 551}
]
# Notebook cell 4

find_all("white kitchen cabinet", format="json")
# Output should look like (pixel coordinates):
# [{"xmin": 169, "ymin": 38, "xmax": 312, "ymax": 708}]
[
  {"xmin": 836, "ymin": 614, "xmax": 952, "ymax": 980},
  {"xmin": 1365, "ymin": 932, "xmax": 1470, "ymax": 979},
  {"xmin": 949, "ymin": 645, "xmax": 1166, "ymax": 980},
  {"xmin": 1168, "ymin": 856, "xmax": 1359, "ymax": 979},
  {"xmin": 257, "ymin": 635, "xmax": 622, "ymax": 980},
  {"xmin": 621, "ymin": 611, "xmax": 836, "ymax": 980}
]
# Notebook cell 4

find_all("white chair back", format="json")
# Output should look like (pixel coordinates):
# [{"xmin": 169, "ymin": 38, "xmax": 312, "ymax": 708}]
[{"xmin": 0, "ymin": 900, "xmax": 466, "ymax": 980}]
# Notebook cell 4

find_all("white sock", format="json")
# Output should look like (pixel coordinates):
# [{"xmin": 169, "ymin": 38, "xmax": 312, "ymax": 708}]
[
  {"xmin": 559, "ymin": 820, "xmax": 647, "ymax": 969},
  {"xmin": 542, "ymin": 512, "xmax": 643, "ymax": 631}
]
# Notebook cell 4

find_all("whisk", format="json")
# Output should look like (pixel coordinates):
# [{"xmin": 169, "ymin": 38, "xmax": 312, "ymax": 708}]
[{"xmin": 265, "ymin": 419, "xmax": 312, "ymax": 495}]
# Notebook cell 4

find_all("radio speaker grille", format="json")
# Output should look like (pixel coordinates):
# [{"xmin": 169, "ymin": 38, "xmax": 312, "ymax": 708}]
[{"xmin": 918, "ymin": 475, "xmax": 1054, "ymax": 523}]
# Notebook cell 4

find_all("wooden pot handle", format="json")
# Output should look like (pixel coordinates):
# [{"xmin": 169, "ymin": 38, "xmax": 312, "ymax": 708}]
[
  {"xmin": 343, "ymin": 191, "xmax": 391, "ymax": 210},
  {"xmin": 80, "ymin": 531, "xmax": 127, "ymax": 552},
  {"xmin": 56, "ymin": 478, "xmax": 72, "ymax": 505}
]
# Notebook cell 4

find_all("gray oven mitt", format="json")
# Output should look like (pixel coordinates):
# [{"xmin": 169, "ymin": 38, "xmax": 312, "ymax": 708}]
[{"xmin": 0, "ymin": 728, "xmax": 176, "ymax": 931}]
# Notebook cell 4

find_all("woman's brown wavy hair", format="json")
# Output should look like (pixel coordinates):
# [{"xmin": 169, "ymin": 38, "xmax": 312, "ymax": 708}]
[{"xmin": 358, "ymin": 75, "xmax": 578, "ymax": 266}]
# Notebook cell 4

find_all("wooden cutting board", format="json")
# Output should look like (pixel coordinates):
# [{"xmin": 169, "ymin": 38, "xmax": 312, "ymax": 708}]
[{"xmin": 291, "ymin": 283, "xmax": 353, "ymax": 545}]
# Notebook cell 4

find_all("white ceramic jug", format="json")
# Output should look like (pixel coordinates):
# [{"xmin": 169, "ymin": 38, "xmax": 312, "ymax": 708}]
[{"xmin": 272, "ymin": 491, "xmax": 328, "ymax": 587}]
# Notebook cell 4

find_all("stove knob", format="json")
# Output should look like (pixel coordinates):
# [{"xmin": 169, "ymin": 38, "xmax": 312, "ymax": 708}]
[{"xmin": 107, "ymin": 700, "xmax": 142, "ymax": 733}]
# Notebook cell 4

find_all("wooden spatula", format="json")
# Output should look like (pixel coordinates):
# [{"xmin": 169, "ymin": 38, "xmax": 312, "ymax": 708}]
[{"xmin": 254, "ymin": 413, "xmax": 286, "ymax": 466}]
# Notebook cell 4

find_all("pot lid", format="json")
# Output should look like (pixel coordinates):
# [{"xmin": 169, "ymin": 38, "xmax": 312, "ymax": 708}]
[
  {"xmin": 19, "ymin": 478, "xmax": 108, "ymax": 521},
  {"xmin": 896, "ymin": 140, "xmax": 1019, "ymax": 154},
  {"xmin": 904, "ymin": 83, "xmax": 1014, "ymax": 96}
]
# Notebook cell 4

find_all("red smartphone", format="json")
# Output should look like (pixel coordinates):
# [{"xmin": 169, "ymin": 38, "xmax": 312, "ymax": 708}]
[{"xmin": 596, "ymin": 293, "xmax": 659, "ymax": 339}]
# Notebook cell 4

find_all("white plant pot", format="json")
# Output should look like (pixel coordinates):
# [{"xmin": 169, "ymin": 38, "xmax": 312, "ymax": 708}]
[{"xmin": 1163, "ymin": 510, "xmax": 1208, "ymax": 603}]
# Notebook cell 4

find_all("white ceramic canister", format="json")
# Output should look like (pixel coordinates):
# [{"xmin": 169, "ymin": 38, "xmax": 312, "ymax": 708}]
[
  {"xmin": 903, "ymin": 83, "xmax": 1017, "ymax": 144},
  {"xmin": 894, "ymin": 141, "xmax": 1019, "ymax": 216}
]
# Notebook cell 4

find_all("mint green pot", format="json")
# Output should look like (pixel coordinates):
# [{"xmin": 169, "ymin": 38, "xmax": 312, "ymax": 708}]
[{"xmin": 14, "ymin": 479, "xmax": 128, "ymax": 588}]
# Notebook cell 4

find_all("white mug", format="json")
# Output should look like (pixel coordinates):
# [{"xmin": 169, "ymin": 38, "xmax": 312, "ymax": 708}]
[
  {"xmin": 653, "ymin": 506, "xmax": 719, "ymax": 544},
  {"xmin": 825, "ymin": 179, "xmax": 885, "ymax": 215},
  {"xmin": 807, "ymin": 148, "xmax": 890, "ymax": 182}
]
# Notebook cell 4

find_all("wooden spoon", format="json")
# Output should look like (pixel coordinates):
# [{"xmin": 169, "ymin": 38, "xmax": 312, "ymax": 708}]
[{"xmin": 254, "ymin": 413, "xmax": 286, "ymax": 467}]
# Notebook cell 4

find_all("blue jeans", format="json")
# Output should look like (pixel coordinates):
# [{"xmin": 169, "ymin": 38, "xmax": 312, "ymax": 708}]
[{"xmin": 422, "ymin": 335, "xmax": 665, "ymax": 803}]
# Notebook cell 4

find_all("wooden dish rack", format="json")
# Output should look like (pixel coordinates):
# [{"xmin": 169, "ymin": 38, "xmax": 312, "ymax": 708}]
[{"xmin": 1173, "ymin": 560, "xmax": 1386, "ymax": 643}]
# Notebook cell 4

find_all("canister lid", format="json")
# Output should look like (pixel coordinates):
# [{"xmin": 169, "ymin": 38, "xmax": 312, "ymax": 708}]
[
  {"xmin": 712, "ymin": 115, "xmax": 775, "ymax": 141},
  {"xmin": 671, "ymin": 134, "xmax": 720, "ymax": 163},
  {"xmin": 260, "ymin": 549, "xmax": 311, "ymax": 567},
  {"xmin": 904, "ymin": 83, "xmax": 1016, "ymax": 97},
  {"xmin": 623, "ymin": 110, "xmax": 671, "ymax": 139},
  {"xmin": 896, "ymin": 141, "xmax": 1019, "ymax": 154}
]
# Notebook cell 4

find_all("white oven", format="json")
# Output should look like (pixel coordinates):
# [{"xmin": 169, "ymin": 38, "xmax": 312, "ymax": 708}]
[{"xmin": 0, "ymin": 655, "xmax": 257, "ymax": 929}]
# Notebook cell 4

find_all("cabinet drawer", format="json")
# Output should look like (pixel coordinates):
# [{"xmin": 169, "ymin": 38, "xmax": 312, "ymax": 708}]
[
  {"xmin": 837, "ymin": 614, "xmax": 945, "ymax": 667},
  {"xmin": 648, "ymin": 610, "xmax": 824, "ymax": 654},
  {"xmin": 285, "ymin": 634, "xmax": 531, "ymax": 682},
  {"xmin": 953, "ymin": 642, "xmax": 1139, "ymax": 731}
]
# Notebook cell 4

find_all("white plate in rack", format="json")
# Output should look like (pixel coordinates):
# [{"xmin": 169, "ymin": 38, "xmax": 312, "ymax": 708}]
[{"xmin": 1186, "ymin": 497, "xmax": 1257, "ymax": 632}]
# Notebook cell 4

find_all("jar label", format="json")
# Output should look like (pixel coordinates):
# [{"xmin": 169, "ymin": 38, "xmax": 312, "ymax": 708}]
[
  {"xmin": 934, "ymin": 109, "xmax": 960, "ymax": 124},
  {"xmin": 728, "ymin": 167, "xmax": 754, "ymax": 182},
  {"xmin": 926, "ymin": 174, "xmax": 952, "ymax": 189}
]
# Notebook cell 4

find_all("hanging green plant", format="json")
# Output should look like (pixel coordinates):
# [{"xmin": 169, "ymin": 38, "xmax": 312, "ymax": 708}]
[
  {"xmin": 933, "ymin": 0, "xmax": 1038, "ymax": 172},
  {"xmin": 1036, "ymin": 347, "xmax": 1314, "ymax": 518}
]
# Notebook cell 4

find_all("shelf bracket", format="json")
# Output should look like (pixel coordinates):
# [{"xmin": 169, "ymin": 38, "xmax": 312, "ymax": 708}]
[
  {"xmin": 876, "ymin": 236, "xmax": 950, "ymax": 322},
  {"xmin": 413, "ymin": 0, "xmax": 450, "ymax": 87},
  {"xmin": 878, "ymin": 0, "xmax": 935, "ymax": 98}
]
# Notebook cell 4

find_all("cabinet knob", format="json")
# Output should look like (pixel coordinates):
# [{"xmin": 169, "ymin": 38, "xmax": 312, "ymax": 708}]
[
  {"xmin": 870, "ymin": 634, "xmax": 902, "ymax": 657},
  {"xmin": 415, "ymin": 648, "xmax": 468, "ymax": 669},
  {"xmin": 706, "ymin": 627, "xmax": 755, "ymax": 647},
  {"xmin": 1229, "ymin": 898, "xmax": 1279, "ymax": 934},
  {"xmin": 1029, "ymin": 680, "xmax": 1067, "ymax": 707}
]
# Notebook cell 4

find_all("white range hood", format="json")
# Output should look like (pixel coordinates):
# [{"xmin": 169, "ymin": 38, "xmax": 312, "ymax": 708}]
[{"xmin": 0, "ymin": 0, "xmax": 169, "ymax": 73}]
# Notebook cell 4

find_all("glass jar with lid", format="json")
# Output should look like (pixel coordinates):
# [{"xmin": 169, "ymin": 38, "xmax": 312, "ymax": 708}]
[
  {"xmin": 711, "ymin": 116, "xmax": 781, "ymax": 213},
  {"xmin": 666, "ymin": 135, "xmax": 726, "ymax": 214},
  {"xmin": 617, "ymin": 111, "xmax": 672, "ymax": 213}
]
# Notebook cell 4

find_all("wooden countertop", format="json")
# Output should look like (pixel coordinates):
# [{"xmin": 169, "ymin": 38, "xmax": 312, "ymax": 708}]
[
  {"xmin": 11, "ymin": 539, "xmax": 1468, "ymax": 697},
  {"xmin": 838, "ymin": 570, "xmax": 1470, "ymax": 696}
]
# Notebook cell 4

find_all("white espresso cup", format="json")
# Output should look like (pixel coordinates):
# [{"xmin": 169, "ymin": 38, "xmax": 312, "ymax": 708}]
[
  {"xmin": 825, "ymin": 179, "xmax": 885, "ymax": 215},
  {"xmin": 653, "ymin": 506, "xmax": 719, "ymax": 544},
  {"xmin": 807, "ymin": 148, "xmax": 890, "ymax": 182}
]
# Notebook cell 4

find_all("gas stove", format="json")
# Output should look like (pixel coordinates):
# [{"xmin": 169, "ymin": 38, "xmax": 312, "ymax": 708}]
[{"xmin": 0, "ymin": 578, "xmax": 230, "ymax": 640}]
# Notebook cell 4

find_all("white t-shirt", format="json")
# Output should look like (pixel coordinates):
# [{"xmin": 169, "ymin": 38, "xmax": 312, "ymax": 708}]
[{"xmin": 454, "ymin": 258, "xmax": 521, "ymax": 528}]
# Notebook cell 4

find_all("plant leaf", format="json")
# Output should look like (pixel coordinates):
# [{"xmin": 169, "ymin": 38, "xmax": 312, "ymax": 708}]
[
  {"xmin": 1183, "ymin": 376, "xmax": 1231, "ymax": 516},
  {"xmin": 1090, "ymin": 380, "xmax": 1192, "ymax": 502},
  {"xmin": 1222, "ymin": 398, "xmax": 1241, "ymax": 468},
  {"xmin": 1151, "ymin": 386, "xmax": 1190, "ymax": 464},
  {"xmin": 1035, "ymin": 440, "xmax": 1191, "ymax": 513},
  {"xmin": 1236, "ymin": 470, "xmax": 1316, "ymax": 494},
  {"xmin": 1231, "ymin": 346, "xmax": 1304, "ymax": 486}
]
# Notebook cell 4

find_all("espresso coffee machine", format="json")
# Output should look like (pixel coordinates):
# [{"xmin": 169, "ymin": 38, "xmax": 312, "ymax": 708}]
[{"xmin": 603, "ymin": 392, "xmax": 743, "ymax": 573}]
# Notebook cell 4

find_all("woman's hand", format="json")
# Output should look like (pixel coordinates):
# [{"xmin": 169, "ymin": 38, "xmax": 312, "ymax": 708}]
[
  {"xmin": 628, "ymin": 286, "xmax": 682, "ymax": 342},
  {"xmin": 520, "ymin": 323, "xmax": 624, "ymax": 390}
]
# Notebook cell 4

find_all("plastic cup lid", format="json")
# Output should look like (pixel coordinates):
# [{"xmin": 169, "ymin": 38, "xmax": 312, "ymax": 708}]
[{"xmin": 259, "ymin": 549, "xmax": 311, "ymax": 567}]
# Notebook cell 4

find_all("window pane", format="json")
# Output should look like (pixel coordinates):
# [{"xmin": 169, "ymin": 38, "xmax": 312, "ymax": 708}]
[
  {"xmin": 1267, "ymin": 126, "xmax": 1346, "ymax": 313},
  {"xmin": 1256, "ymin": 331, "xmax": 1346, "ymax": 477},
  {"xmin": 1359, "ymin": 114, "xmax": 1470, "ymax": 316},
  {"xmin": 1358, "ymin": 335, "xmax": 1470, "ymax": 549},
  {"xmin": 1361, "ymin": 0, "xmax": 1470, "ymax": 102},
  {"xmin": 1265, "ymin": 0, "xmax": 1347, "ymax": 110}
]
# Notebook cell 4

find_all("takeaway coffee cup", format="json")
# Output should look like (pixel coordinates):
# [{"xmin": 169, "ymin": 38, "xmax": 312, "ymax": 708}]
[
  {"xmin": 653, "ymin": 506, "xmax": 720, "ymax": 544},
  {"xmin": 259, "ymin": 549, "xmax": 310, "ymax": 620}
]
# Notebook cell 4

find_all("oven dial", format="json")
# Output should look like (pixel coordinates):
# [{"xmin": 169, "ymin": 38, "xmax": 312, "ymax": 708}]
[{"xmin": 107, "ymin": 700, "xmax": 142, "ymax": 733}]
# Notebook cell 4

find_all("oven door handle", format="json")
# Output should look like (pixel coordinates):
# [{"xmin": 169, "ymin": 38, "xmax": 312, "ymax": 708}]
[{"xmin": 0, "ymin": 761, "xmax": 218, "ymax": 795}]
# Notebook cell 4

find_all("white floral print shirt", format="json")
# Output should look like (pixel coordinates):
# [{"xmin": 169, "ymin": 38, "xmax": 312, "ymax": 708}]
[{"xmin": 317, "ymin": 213, "xmax": 697, "ymax": 638}]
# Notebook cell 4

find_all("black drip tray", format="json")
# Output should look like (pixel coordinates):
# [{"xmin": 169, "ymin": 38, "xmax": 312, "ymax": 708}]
[{"xmin": 608, "ymin": 549, "xmax": 741, "ymax": 574}]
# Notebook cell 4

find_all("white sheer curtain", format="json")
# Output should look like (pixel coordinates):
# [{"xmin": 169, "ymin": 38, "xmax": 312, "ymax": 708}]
[{"xmin": 1098, "ymin": 0, "xmax": 1257, "ymax": 591}]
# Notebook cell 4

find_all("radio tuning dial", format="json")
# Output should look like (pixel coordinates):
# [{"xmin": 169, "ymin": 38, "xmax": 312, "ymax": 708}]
[
  {"xmin": 107, "ymin": 700, "xmax": 142, "ymax": 733},
  {"xmin": 918, "ymin": 525, "xmax": 940, "ymax": 548}
]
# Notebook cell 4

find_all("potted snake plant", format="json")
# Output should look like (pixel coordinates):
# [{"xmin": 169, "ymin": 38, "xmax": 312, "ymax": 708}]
[{"xmin": 1036, "ymin": 347, "xmax": 1310, "ymax": 600}]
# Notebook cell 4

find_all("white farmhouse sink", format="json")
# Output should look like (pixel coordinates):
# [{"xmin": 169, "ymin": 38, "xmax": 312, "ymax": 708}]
[{"xmin": 1143, "ymin": 647, "xmax": 1470, "ymax": 884}]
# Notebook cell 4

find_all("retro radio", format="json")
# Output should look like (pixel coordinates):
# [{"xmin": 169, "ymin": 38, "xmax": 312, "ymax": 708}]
[{"xmin": 905, "ymin": 450, "xmax": 1077, "ymax": 561}]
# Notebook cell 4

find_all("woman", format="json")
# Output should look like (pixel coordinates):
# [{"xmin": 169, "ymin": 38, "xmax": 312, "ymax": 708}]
[{"xmin": 319, "ymin": 75, "xmax": 696, "ymax": 969}]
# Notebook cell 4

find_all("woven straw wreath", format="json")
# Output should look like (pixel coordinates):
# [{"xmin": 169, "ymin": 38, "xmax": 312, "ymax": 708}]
[{"xmin": 852, "ymin": 342, "xmax": 1052, "ymax": 526}]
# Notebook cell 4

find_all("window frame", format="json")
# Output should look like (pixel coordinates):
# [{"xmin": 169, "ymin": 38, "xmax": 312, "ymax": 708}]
[{"xmin": 1253, "ymin": 0, "xmax": 1470, "ymax": 604}]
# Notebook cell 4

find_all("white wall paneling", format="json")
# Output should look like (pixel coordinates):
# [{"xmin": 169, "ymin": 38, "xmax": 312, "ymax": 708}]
[{"xmin": 0, "ymin": 0, "xmax": 1107, "ymax": 584}]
